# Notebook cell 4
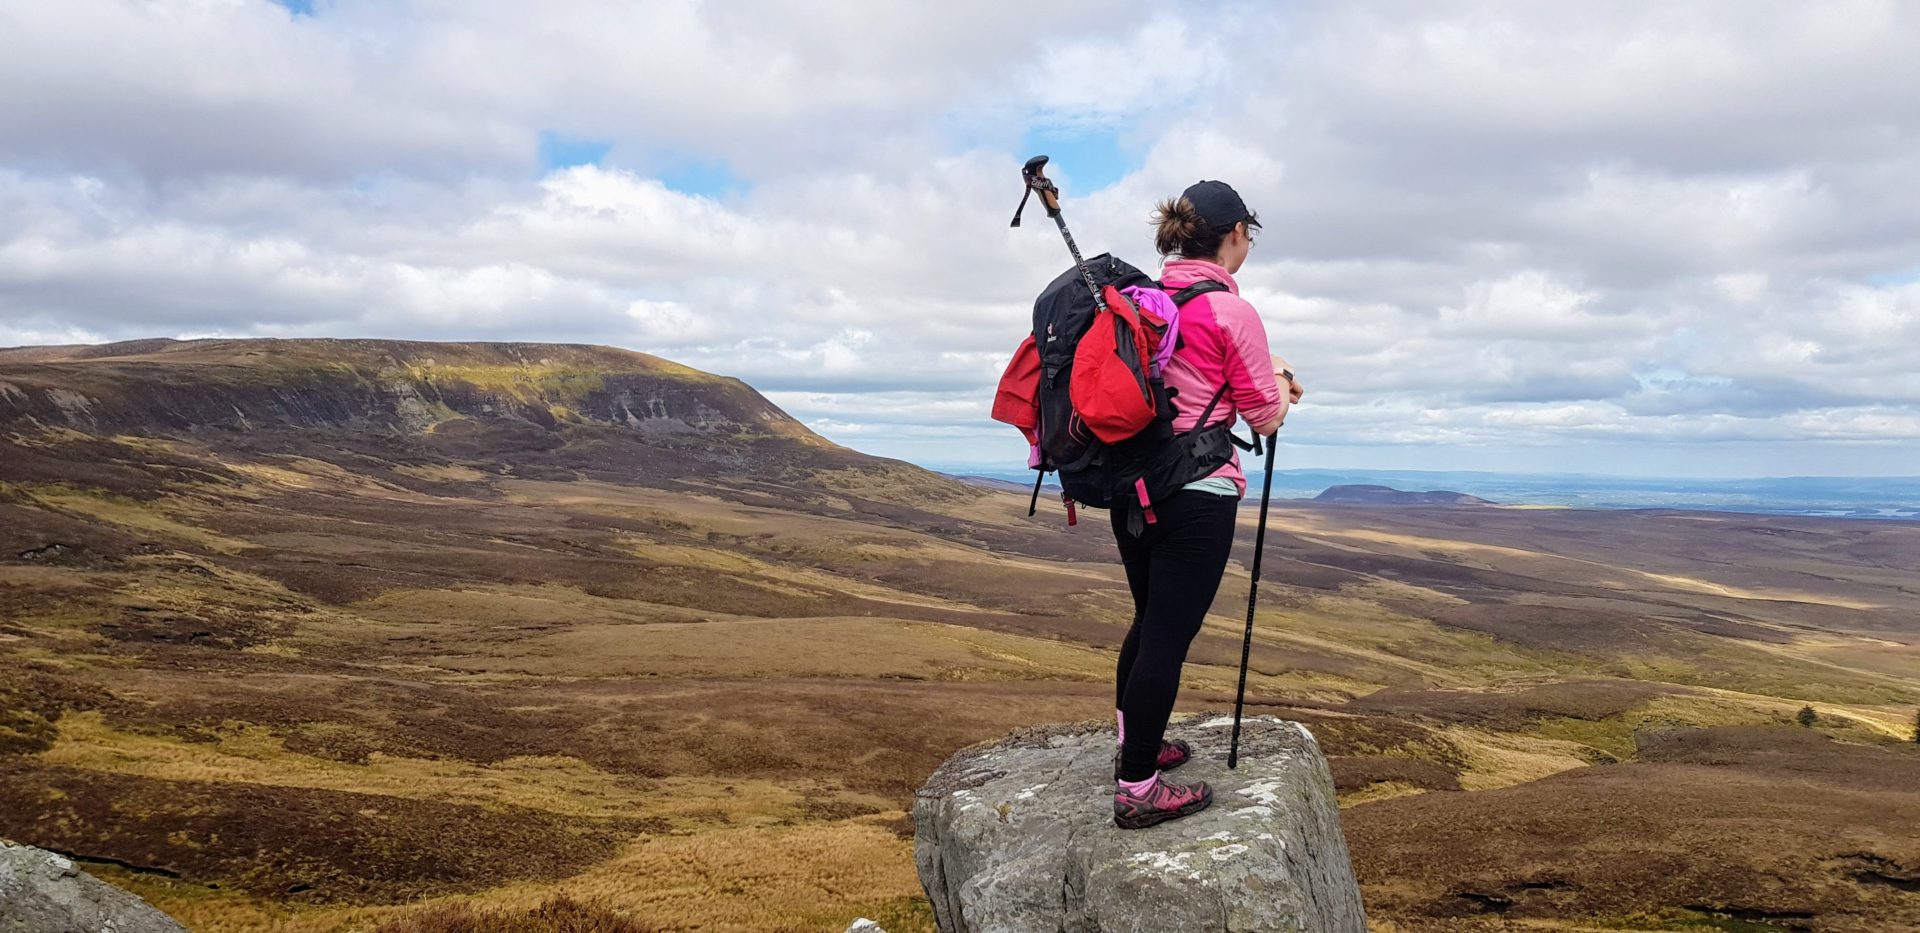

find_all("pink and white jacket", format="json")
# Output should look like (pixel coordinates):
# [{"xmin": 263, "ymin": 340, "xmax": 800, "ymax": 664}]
[{"xmin": 1155, "ymin": 259, "xmax": 1288, "ymax": 496}]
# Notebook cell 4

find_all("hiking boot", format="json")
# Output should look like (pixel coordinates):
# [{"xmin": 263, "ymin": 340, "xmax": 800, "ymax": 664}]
[
  {"xmin": 1112, "ymin": 738, "xmax": 1193, "ymax": 780},
  {"xmin": 1113, "ymin": 773, "xmax": 1213, "ymax": 830}
]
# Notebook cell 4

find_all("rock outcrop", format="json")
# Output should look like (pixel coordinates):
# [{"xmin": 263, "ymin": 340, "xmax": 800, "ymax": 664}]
[
  {"xmin": 913, "ymin": 715, "xmax": 1366, "ymax": 933},
  {"xmin": 0, "ymin": 842, "xmax": 188, "ymax": 933}
]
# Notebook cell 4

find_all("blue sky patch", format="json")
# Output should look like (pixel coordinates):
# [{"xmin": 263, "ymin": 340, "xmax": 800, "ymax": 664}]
[
  {"xmin": 653, "ymin": 155, "xmax": 747, "ymax": 199},
  {"xmin": 1017, "ymin": 127, "xmax": 1138, "ymax": 195},
  {"xmin": 1636, "ymin": 368, "xmax": 1732, "ymax": 390},
  {"xmin": 538, "ymin": 132, "xmax": 612, "ymax": 174},
  {"xmin": 269, "ymin": 0, "xmax": 316, "ymax": 16}
]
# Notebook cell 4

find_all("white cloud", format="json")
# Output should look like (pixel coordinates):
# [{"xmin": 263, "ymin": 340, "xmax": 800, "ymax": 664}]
[{"xmin": 2, "ymin": 0, "xmax": 1918, "ymax": 475}]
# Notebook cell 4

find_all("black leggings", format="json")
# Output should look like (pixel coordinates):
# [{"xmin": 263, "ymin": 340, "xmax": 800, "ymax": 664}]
[{"xmin": 1112, "ymin": 489, "xmax": 1239, "ymax": 781}]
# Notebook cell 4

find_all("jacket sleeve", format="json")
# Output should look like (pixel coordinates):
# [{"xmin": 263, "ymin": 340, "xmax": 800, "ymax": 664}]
[
  {"xmin": 1215, "ymin": 297, "xmax": 1288, "ymax": 430},
  {"xmin": 991, "ymin": 334, "xmax": 1041, "ymax": 444}
]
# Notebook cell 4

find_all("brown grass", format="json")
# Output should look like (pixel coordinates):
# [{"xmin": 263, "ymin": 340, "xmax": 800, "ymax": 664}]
[
  {"xmin": 1344, "ymin": 726, "xmax": 1920, "ymax": 930},
  {"xmin": 372, "ymin": 897, "xmax": 662, "ymax": 933},
  {"xmin": 4, "ymin": 379, "xmax": 1919, "ymax": 932}
]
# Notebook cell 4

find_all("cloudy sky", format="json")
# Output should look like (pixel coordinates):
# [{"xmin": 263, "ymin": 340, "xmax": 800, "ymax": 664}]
[{"xmin": 3, "ymin": 1, "xmax": 1918, "ymax": 477}]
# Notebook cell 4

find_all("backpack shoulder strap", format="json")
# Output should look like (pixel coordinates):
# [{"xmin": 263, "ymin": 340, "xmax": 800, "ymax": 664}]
[
  {"xmin": 1176, "ymin": 278, "xmax": 1240, "ymax": 433},
  {"xmin": 1168, "ymin": 279, "xmax": 1229, "ymax": 306},
  {"xmin": 1147, "ymin": 279, "xmax": 1230, "ymax": 375}
]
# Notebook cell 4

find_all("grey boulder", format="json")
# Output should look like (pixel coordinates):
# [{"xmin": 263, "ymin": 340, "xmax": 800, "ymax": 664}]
[
  {"xmin": 0, "ymin": 842, "xmax": 187, "ymax": 933},
  {"xmin": 913, "ymin": 715, "xmax": 1366, "ymax": 932}
]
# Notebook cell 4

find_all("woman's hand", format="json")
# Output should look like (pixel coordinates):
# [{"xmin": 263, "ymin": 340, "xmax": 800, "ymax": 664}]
[{"xmin": 1272, "ymin": 354, "xmax": 1304, "ymax": 403}]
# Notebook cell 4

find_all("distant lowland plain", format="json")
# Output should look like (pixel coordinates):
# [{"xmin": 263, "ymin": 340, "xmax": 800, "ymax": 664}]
[
  {"xmin": 1, "ymin": 338, "xmax": 1916, "ymax": 932},
  {"xmin": 949, "ymin": 467, "xmax": 1920, "ymax": 521}
]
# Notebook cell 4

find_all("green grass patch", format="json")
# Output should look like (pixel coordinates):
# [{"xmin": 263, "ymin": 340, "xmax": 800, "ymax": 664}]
[
  {"xmin": 1527, "ymin": 715, "xmax": 1641, "ymax": 762},
  {"xmin": 11, "ymin": 483, "xmax": 247, "ymax": 553},
  {"xmin": 401, "ymin": 363, "xmax": 607, "ymax": 402}
]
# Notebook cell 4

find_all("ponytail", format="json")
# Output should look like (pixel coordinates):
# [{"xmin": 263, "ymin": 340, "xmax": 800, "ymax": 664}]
[{"xmin": 1151, "ymin": 196, "xmax": 1260, "ymax": 260}]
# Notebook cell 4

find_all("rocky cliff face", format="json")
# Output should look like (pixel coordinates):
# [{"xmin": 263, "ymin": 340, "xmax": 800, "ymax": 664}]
[
  {"xmin": 0, "ymin": 841, "xmax": 187, "ymax": 933},
  {"xmin": 913, "ymin": 715, "xmax": 1366, "ymax": 933}
]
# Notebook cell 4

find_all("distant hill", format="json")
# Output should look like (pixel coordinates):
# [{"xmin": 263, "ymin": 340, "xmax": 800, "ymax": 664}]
[
  {"xmin": 0, "ymin": 336, "xmax": 980, "ymax": 505},
  {"xmin": 949, "ymin": 473, "xmax": 1055, "ymax": 494},
  {"xmin": 1314, "ymin": 484, "xmax": 1493, "ymax": 506},
  {"xmin": 0, "ymin": 337, "xmax": 810, "ymax": 438}
]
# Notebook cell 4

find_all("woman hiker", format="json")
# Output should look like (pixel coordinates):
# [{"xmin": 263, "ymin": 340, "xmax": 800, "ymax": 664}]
[{"xmin": 1111, "ymin": 180, "xmax": 1303, "ymax": 829}]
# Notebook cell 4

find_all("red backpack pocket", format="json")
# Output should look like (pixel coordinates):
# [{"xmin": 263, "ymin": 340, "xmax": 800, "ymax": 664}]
[
  {"xmin": 1070, "ymin": 286, "xmax": 1157, "ymax": 443},
  {"xmin": 990, "ymin": 334, "xmax": 1042, "ymax": 443}
]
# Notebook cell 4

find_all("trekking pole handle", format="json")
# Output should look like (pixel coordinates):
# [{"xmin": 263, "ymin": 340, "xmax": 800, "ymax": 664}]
[
  {"xmin": 1012, "ymin": 154, "xmax": 1104, "ymax": 310},
  {"xmin": 1022, "ymin": 155, "xmax": 1062, "ymax": 217}
]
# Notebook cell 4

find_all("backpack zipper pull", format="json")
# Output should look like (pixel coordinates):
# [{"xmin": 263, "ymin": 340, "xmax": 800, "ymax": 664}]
[
  {"xmin": 1062, "ymin": 493, "xmax": 1078, "ymax": 527},
  {"xmin": 1134, "ymin": 477, "xmax": 1158, "ymax": 526}
]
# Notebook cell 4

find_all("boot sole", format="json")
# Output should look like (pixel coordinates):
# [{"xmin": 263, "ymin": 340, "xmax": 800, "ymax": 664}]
[{"xmin": 1113, "ymin": 790, "xmax": 1213, "ymax": 830}]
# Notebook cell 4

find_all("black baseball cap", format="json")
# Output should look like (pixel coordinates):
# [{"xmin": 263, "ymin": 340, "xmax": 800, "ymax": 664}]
[{"xmin": 1181, "ymin": 180, "xmax": 1256, "ymax": 232}]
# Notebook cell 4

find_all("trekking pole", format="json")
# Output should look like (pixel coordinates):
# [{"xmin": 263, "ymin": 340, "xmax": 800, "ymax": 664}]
[
  {"xmin": 1010, "ymin": 155, "xmax": 1107, "ymax": 310},
  {"xmin": 1227, "ymin": 435, "xmax": 1279, "ymax": 769}
]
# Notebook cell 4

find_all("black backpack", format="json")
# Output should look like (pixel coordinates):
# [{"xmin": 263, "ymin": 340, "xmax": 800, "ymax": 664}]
[{"xmin": 1027, "ymin": 254, "xmax": 1255, "ymax": 534}]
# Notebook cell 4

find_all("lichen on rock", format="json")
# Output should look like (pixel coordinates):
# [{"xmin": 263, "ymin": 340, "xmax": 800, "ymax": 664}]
[{"xmin": 913, "ymin": 715, "xmax": 1366, "ymax": 932}]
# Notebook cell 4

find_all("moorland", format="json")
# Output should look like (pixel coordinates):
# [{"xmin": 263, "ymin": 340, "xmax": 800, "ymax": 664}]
[{"xmin": 1, "ymin": 338, "xmax": 1916, "ymax": 932}]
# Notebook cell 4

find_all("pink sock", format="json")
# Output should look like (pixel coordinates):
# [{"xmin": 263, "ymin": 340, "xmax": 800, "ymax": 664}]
[
  {"xmin": 1117, "ymin": 771, "xmax": 1159, "ymax": 795},
  {"xmin": 1115, "ymin": 708, "xmax": 1125, "ymax": 746}
]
